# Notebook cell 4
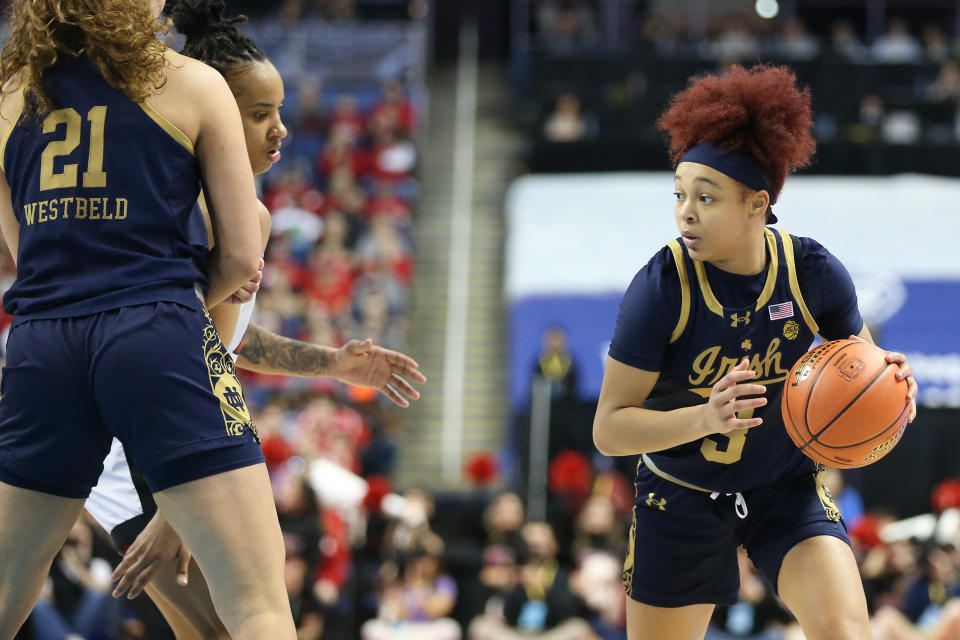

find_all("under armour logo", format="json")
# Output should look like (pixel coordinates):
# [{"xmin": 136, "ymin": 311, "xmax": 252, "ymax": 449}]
[
  {"xmin": 222, "ymin": 385, "xmax": 246, "ymax": 413},
  {"xmin": 645, "ymin": 493, "xmax": 667, "ymax": 511},
  {"xmin": 730, "ymin": 312, "xmax": 751, "ymax": 327}
]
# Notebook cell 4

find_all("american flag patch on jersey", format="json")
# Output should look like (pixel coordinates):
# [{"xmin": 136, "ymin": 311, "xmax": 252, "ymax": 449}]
[{"xmin": 768, "ymin": 301, "xmax": 794, "ymax": 320}]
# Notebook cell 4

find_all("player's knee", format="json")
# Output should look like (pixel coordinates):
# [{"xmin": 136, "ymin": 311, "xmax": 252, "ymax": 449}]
[{"xmin": 802, "ymin": 609, "xmax": 871, "ymax": 640}]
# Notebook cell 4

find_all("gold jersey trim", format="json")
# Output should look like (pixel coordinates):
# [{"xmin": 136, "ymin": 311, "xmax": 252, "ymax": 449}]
[
  {"xmin": 666, "ymin": 240, "xmax": 691, "ymax": 343},
  {"xmin": 755, "ymin": 228, "xmax": 779, "ymax": 310},
  {"xmin": 641, "ymin": 453, "xmax": 713, "ymax": 493},
  {"xmin": 138, "ymin": 102, "xmax": 195, "ymax": 156},
  {"xmin": 692, "ymin": 229, "xmax": 779, "ymax": 318},
  {"xmin": 776, "ymin": 228, "xmax": 819, "ymax": 335},
  {"xmin": 0, "ymin": 97, "xmax": 24, "ymax": 173}
]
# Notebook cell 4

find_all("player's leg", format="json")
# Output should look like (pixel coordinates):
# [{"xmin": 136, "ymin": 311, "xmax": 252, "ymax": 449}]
[
  {"xmin": 152, "ymin": 464, "xmax": 292, "ymax": 640},
  {"xmin": 623, "ymin": 466, "xmax": 739, "ymax": 640},
  {"xmin": 93, "ymin": 301, "xmax": 294, "ymax": 639},
  {"xmin": 626, "ymin": 600, "xmax": 715, "ymax": 640},
  {"xmin": 778, "ymin": 535, "xmax": 872, "ymax": 639},
  {"xmin": 144, "ymin": 569, "xmax": 227, "ymax": 640},
  {"xmin": 745, "ymin": 468, "xmax": 870, "ymax": 640},
  {"xmin": 0, "ymin": 483, "xmax": 85, "ymax": 639},
  {"xmin": 88, "ymin": 444, "xmax": 228, "ymax": 639},
  {"xmin": 0, "ymin": 316, "xmax": 113, "ymax": 638}
]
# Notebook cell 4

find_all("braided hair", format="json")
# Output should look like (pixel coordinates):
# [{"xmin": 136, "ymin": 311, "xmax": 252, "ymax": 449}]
[{"xmin": 167, "ymin": 0, "xmax": 266, "ymax": 79}]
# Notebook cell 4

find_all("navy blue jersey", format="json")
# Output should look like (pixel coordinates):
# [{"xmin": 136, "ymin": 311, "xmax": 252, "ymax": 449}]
[
  {"xmin": 0, "ymin": 55, "xmax": 209, "ymax": 320},
  {"xmin": 609, "ymin": 229, "xmax": 864, "ymax": 493}
]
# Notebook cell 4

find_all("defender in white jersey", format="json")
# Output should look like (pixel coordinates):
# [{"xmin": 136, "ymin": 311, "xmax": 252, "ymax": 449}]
[{"xmin": 84, "ymin": 1, "xmax": 425, "ymax": 636}]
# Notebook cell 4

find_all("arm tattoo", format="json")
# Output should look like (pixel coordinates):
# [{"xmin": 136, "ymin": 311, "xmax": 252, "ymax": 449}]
[{"xmin": 237, "ymin": 323, "xmax": 331, "ymax": 376}]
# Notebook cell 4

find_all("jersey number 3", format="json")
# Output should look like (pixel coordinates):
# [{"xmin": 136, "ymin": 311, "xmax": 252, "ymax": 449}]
[
  {"xmin": 700, "ymin": 408, "xmax": 754, "ymax": 464},
  {"xmin": 40, "ymin": 106, "xmax": 107, "ymax": 192}
]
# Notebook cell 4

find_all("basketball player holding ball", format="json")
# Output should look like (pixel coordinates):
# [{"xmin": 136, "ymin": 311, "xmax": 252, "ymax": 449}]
[{"xmin": 592, "ymin": 65, "xmax": 917, "ymax": 640}]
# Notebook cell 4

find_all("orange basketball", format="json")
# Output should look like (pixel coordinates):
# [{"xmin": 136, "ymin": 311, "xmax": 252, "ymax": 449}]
[{"xmin": 781, "ymin": 339, "xmax": 910, "ymax": 469}]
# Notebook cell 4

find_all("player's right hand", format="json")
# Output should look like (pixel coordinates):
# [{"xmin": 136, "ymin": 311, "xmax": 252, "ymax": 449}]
[
  {"xmin": 111, "ymin": 512, "xmax": 191, "ymax": 599},
  {"xmin": 700, "ymin": 358, "xmax": 767, "ymax": 435},
  {"xmin": 226, "ymin": 258, "xmax": 264, "ymax": 304}
]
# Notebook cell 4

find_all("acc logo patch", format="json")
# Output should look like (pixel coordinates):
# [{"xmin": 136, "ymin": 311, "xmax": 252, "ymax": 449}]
[{"xmin": 782, "ymin": 320, "xmax": 800, "ymax": 340}]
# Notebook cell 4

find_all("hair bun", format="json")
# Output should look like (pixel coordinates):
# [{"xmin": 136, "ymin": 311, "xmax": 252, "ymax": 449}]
[{"xmin": 168, "ymin": 0, "xmax": 230, "ymax": 40}]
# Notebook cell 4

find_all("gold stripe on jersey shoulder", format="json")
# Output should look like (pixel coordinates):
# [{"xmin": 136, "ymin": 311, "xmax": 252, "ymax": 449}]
[
  {"xmin": 777, "ymin": 228, "xmax": 819, "ymax": 335},
  {"xmin": 138, "ymin": 102, "xmax": 195, "ymax": 156},
  {"xmin": 666, "ymin": 240, "xmax": 691, "ymax": 343},
  {"xmin": 0, "ymin": 97, "xmax": 24, "ymax": 173},
  {"xmin": 693, "ymin": 259, "xmax": 724, "ymax": 318},
  {"xmin": 755, "ymin": 228, "xmax": 779, "ymax": 310}
]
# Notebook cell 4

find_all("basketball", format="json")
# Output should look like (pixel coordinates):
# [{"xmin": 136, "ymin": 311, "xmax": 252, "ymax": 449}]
[{"xmin": 782, "ymin": 339, "xmax": 910, "ymax": 469}]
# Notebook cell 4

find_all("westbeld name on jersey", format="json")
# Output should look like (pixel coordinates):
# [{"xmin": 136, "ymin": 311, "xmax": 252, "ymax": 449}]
[{"xmin": 22, "ymin": 196, "xmax": 128, "ymax": 225}]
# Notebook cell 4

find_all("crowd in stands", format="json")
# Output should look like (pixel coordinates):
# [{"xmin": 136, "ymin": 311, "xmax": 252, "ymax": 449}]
[{"xmin": 527, "ymin": 3, "xmax": 960, "ymax": 150}]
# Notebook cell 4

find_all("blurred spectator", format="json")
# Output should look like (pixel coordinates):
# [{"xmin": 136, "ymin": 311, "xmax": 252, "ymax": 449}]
[
  {"xmin": 469, "ymin": 521, "xmax": 591, "ymax": 640},
  {"xmin": 923, "ymin": 24, "xmax": 951, "ymax": 63},
  {"xmin": 830, "ymin": 20, "xmax": 868, "ymax": 61},
  {"xmin": 276, "ymin": 474, "xmax": 327, "ymax": 639},
  {"xmin": 570, "ymin": 494, "xmax": 623, "ymax": 561},
  {"xmin": 872, "ymin": 18, "xmax": 923, "ymax": 63},
  {"xmin": 285, "ymin": 545, "xmax": 326, "ymax": 640},
  {"xmin": 570, "ymin": 552, "xmax": 626, "ymax": 640},
  {"xmin": 873, "ymin": 598, "xmax": 960, "ymax": 640},
  {"xmin": 297, "ymin": 78, "xmax": 326, "ymax": 135},
  {"xmin": 366, "ymin": 180, "xmax": 413, "ymax": 222},
  {"xmin": 861, "ymin": 537, "xmax": 919, "ymax": 611},
  {"xmin": 710, "ymin": 21, "xmax": 761, "ymax": 62},
  {"xmin": 926, "ymin": 59, "xmax": 960, "ymax": 103},
  {"xmin": 845, "ymin": 93, "xmax": 886, "ymax": 143},
  {"xmin": 708, "ymin": 549, "xmax": 793, "ymax": 638},
  {"xmin": 369, "ymin": 126, "xmax": 417, "ymax": 181},
  {"xmin": 370, "ymin": 80, "xmax": 417, "ymax": 136},
  {"xmin": 356, "ymin": 217, "xmax": 414, "ymax": 285},
  {"xmin": 329, "ymin": 93, "xmax": 367, "ymax": 143},
  {"xmin": 362, "ymin": 533, "xmax": 461, "ymax": 640},
  {"xmin": 532, "ymin": 326, "xmax": 579, "ymax": 399},
  {"xmin": 271, "ymin": 203, "xmax": 325, "ymax": 248},
  {"xmin": 476, "ymin": 492, "xmax": 526, "ymax": 618},
  {"xmin": 778, "ymin": 18, "xmax": 820, "ymax": 61},
  {"xmin": 535, "ymin": 1, "xmax": 599, "ymax": 53},
  {"xmin": 319, "ymin": 127, "xmax": 371, "ymax": 179},
  {"xmin": 882, "ymin": 110, "xmax": 922, "ymax": 145},
  {"xmin": 264, "ymin": 163, "xmax": 326, "ymax": 214},
  {"xmin": 29, "ymin": 521, "xmax": 123, "ymax": 640},
  {"xmin": 901, "ymin": 544, "xmax": 960, "ymax": 625},
  {"xmin": 543, "ymin": 94, "xmax": 588, "ymax": 142},
  {"xmin": 304, "ymin": 222, "xmax": 356, "ymax": 317}
]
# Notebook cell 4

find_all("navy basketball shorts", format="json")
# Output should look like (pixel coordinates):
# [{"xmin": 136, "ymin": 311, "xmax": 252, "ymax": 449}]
[
  {"xmin": 0, "ymin": 298, "xmax": 264, "ymax": 499},
  {"xmin": 622, "ymin": 461, "xmax": 848, "ymax": 608}
]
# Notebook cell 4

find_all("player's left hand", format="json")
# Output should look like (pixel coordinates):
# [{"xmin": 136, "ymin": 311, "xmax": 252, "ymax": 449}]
[
  {"xmin": 111, "ymin": 512, "xmax": 191, "ymax": 599},
  {"xmin": 226, "ymin": 258, "xmax": 264, "ymax": 304},
  {"xmin": 332, "ymin": 338, "xmax": 427, "ymax": 407},
  {"xmin": 885, "ymin": 351, "xmax": 918, "ymax": 423},
  {"xmin": 849, "ymin": 335, "xmax": 918, "ymax": 423}
]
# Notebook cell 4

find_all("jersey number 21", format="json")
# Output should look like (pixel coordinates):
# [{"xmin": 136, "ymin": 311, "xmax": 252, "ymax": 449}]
[{"xmin": 39, "ymin": 106, "xmax": 107, "ymax": 192}]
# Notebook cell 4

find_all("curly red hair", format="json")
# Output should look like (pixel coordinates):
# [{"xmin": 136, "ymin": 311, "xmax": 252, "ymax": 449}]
[{"xmin": 657, "ymin": 64, "xmax": 815, "ymax": 200}]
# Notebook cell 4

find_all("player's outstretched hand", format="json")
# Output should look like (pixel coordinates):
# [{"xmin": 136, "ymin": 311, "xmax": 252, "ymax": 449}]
[
  {"xmin": 226, "ymin": 258, "xmax": 264, "ymax": 304},
  {"xmin": 111, "ymin": 512, "xmax": 191, "ymax": 599},
  {"xmin": 700, "ymin": 358, "xmax": 767, "ymax": 434},
  {"xmin": 333, "ymin": 338, "xmax": 427, "ymax": 407},
  {"xmin": 848, "ymin": 335, "xmax": 918, "ymax": 423}
]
